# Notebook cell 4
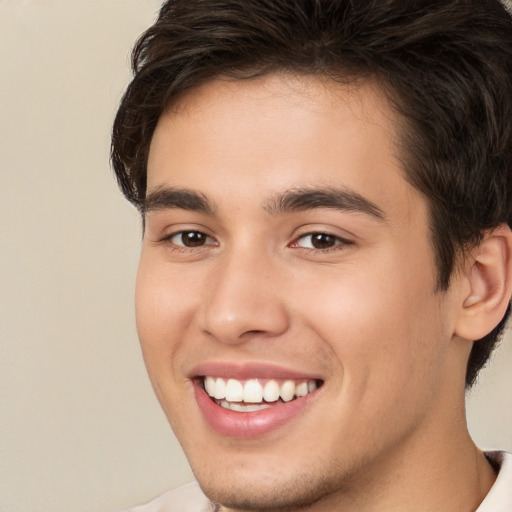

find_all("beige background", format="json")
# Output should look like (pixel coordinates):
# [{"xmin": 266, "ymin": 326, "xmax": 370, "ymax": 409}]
[{"xmin": 0, "ymin": 1, "xmax": 511, "ymax": 511}]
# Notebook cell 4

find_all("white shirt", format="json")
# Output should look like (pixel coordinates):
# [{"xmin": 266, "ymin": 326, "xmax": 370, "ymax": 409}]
[
  {"xmin": 125, "ymin": 451, "xmax": 512, "ymax": 512},
  {"xmin": 476, "ymin": 451, "xmax": 512, "ymax": 512}
]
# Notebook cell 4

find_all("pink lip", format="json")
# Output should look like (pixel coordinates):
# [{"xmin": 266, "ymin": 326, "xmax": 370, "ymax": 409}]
[
  {"xmin": 190, "ymin": 361, "xmax": 321, "ymax": 381},
  {"xmin": 191, "ymin": 362, "xmax": 322, "ymax": 439},
  {"xmin": 194, "ymin": 384, "xmax": 317, "ymax": 438}
]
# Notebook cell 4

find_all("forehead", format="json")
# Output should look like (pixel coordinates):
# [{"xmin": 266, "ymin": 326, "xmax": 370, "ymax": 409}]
[{"xmin": 147, "ymin": 73, "xmax": 422, "ymax": 223}]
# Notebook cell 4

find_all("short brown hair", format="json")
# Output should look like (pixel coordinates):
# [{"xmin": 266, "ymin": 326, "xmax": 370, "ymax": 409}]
[{"xmin": 112, "ymin": 0, "xmax": 512, "ymax": 387}]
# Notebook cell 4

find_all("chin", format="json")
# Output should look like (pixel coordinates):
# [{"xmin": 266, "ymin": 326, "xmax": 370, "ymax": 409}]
[
  {"xmin": 191, "ymin": 455, "xmax": 351, "ymax": 512},
  {"xmin": 200, "ymin": 479, "xmax": 331, "ymax": 512}
]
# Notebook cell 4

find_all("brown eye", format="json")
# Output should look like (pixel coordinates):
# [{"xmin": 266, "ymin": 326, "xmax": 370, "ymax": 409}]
[
  {"xmin": 294, "ymin": 232, "xmax": 346, "ymax": 250},
  {"xmin": 170, "ymin": 230, "xmax": 215, "ymax": 247},
  {"xmin": 310, "ymin": 233, "xmax": 337, "ymax": 249}
]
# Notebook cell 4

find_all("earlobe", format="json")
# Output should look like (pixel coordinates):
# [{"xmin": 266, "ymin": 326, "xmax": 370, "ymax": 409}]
[{"xmin": 454, "ymin": 224, "xmax": 512, "ymax": 341}]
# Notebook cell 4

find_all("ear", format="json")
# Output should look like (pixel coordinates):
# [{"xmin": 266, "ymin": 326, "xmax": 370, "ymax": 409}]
[{"xmin": 454, "ymin": 224, "xmax": 512, "ymax": 340}]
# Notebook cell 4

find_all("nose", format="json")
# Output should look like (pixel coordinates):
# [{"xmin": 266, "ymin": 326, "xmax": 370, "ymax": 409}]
[{"xmin": 200, "ymin": 250, "xmax": 290, "ymax": 344}]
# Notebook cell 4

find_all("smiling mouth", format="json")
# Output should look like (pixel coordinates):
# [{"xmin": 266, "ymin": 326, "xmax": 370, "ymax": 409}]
[{"xmin": 202, "ymin": 376, "xmax": 322, "ymax": 412}]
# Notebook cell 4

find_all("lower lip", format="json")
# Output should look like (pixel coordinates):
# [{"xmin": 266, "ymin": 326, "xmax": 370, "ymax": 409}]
[{"xmin": 194, "ymin": 383, "xmax": 316, "ymax": 438}]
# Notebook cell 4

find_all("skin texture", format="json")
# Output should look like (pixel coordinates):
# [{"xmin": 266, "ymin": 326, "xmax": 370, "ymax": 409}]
[{"xmin": 136, "ymin": 74, "xmax": 501, "ymax": 511}]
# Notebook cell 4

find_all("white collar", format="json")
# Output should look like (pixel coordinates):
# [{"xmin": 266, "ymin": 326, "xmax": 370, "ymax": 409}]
[{"xmin": 476, "ymin": 451, "xmax": 512, "ymax": 512}]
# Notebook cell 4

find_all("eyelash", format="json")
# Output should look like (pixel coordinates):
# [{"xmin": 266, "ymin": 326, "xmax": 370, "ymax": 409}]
[
  {"xmin": 158, "ymin": 230, "xmax": 218, "ymax": 252},
  {"xmin": 158, "ymin": 230, "xmax": 352, "ymax": 254},
  {"xmin": 290, "ymin": 232, "xmax": 353, "ymax": 253}
]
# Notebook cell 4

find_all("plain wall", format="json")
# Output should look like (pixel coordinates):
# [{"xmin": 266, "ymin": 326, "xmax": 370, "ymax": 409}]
[{"xmin": 0, "ymin": 2, "xmax": 510, "ymax": 511}]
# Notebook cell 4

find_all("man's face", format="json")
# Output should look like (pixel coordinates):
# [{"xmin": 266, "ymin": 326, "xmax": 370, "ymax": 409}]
[{"xmin": 137, "ymin": 74, "xmax": 464, "ymax": 510}]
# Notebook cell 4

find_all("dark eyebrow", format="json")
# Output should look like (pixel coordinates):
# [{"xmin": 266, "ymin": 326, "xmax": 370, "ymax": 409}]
[
  {"xmin": 143, "ymin": 187, "xmax": 215, "ymax": 215},
  {"xmin": 263, "ymin": 187, "xmax": 385, "ymax": 220}
]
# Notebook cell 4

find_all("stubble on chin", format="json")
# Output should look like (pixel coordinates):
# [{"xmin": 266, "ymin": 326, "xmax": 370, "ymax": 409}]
[{"xmin": 198, "ymin": 463, "xmax": 358, "ymax": 512}]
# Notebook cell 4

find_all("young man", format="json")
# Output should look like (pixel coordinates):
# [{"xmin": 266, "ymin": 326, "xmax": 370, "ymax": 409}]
[{"xmin": 112, "ymin": 1, "xmax": 512, "ymax": 510}]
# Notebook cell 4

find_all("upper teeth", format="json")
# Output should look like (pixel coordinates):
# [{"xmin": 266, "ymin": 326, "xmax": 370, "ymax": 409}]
[{"xmin": 204, "ymin": 377, "xmax": 318, "ymax": 403}]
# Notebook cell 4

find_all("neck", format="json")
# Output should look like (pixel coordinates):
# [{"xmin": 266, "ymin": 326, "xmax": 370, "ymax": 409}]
[{"xmin": 340, "ymin": 429, "xmax": 496, "ymax": 512}]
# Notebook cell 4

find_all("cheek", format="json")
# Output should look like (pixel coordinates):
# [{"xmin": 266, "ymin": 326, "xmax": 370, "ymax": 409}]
[
  {"xmin": 134, "ymin": 256, "xmax": 202, "ymax": 426},
  {"xmin": 134, "ymin": 255, "xmax": 196, "ymax": 372},
  {"xmin": 298, "ymin": 260, "xmax": 447, "ymax": 400},
  {"xmin": 301, "ymin": 277, "xmax": 448, "ymax": 455}
]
